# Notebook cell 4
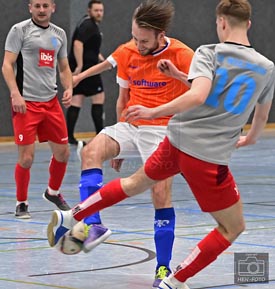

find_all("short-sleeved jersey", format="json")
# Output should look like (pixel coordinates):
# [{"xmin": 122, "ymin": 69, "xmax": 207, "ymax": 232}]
[
  {"xmin": 106, "ymin": 38, "xmax": 194, "ymax": 126},
  {"xmin": 4, "ymin": 19, "xmax": 68, "ymax": 102},
  {"xmin": 68, "ymin": 16, "xmax": 102, "ymax": 71},
  {"xmin": 168, "ymin": 42, "xmax": 275, "ymax": 165}
]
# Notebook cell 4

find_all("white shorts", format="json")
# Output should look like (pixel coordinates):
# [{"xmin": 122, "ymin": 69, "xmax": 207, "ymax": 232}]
[{"xmin": 100, "ymin": 122, "xmax": 167, "ymax": 163}]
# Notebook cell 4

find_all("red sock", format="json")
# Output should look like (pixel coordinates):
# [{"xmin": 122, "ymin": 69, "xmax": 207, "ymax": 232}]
[
  {"xmin": 48, "ymin": 156, "xmax": 67, "ymax": 190},
  {"xmin": 174, "ymin": 228, "xmax": 231, "ymax": 282},
  {"xmin": 15, "ymin": 163, "xmax": 30, "ymax": 202},
  {"xmin": 72, "ymin": 179, "xmax": 128, "ymax": 221}
]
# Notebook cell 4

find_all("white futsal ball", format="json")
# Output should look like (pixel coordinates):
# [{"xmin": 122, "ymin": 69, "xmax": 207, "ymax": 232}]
[{"xmin": 56, "ymin": 222, "xmax": 86, "ymax": 255}]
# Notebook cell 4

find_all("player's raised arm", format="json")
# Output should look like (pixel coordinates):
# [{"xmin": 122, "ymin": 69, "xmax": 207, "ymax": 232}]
[
  {"xmin": 126, "ymin": 76, "xmax": 211, "ymax": 122},
  {"xmin": 73, "ymin": 59, "xmax": 113, "ymax": 87}
]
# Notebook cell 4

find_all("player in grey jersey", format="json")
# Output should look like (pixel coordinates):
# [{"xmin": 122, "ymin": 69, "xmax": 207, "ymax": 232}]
[
  {"xmin": 2, "ymin": 0, "xmax": 72, "ymax": 219},
  {"xmin": 48, "ymin": 0, "xmax": 274, "ymax": 288}
]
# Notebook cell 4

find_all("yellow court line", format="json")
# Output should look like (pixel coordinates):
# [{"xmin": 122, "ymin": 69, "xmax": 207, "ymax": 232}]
[
  {"xmin": 0, "ymin": 278, "xmax": 78, "ymax": 289},
  {"xmin": 1, "ymin": 125, "xmax": 275, "ymax": 143},
  {"xmin": 0, "ymin": 131, "xmax": 96, "ymax": 143}
]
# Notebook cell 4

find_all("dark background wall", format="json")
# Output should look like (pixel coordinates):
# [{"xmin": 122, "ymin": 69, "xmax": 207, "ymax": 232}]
[{"xmin": 0, "ymin": 0, "xmax": 274, "ymax": 137}]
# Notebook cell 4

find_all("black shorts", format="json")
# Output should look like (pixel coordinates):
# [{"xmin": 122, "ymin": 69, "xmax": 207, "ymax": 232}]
[{"xmin": 73, "ymin": 74, "xmax": 104, "ymax": 96}]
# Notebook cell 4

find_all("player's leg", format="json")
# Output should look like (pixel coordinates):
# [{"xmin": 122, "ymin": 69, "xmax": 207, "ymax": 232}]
[
  {"xmin": 53, "ymin": 127, "xmax": 122, "ymax": 250},
  {"xmin": 137, "ymin": 127, "xmax": 177, "ymax": 287},
  {"xmin": 45, "ymin": 142, "xmax": 70, "ymax": 210},
  {"xmin": 77, "ymin": 123, "xmax": 141, "ymax": 251},
  {"xmin": 15, "ymin": 144, "xmax": 35, "ymax": 219},
  {"xmin": 47, "ymin": 135, "xmax": 176, "ymax": 250},
  {"xmin": 66, "ymin": 94, "xmax": 84, "ymax": 144},
  {"xmin": 162, "ymin": 200, "xmax": 244, "ymax": 289},
  {"xmin": 47, "ymin": 129, "xmax": 164, "ymax": 248},
  {"xmin": 91, "ymin": 91, "xmax": 105, "ymax": 134},
  {"xmin": 13, "ymin": 102, "xmax": 40, "ymax": 219},
  {"xmin": 151, "ymin": 178, "xmax": 175, "ymax": 288},
  {"xmin": 159, "ymin": 153, "xmax": 244, "ymax": 289},
  {"xmin": 70, "ymin": 132, "xmax": 118, "ymax": 251},
  {"xmin": 79, "ymin": 132, "xmax": 120, "ymax": 224},
  {"xmin": 47, "ymin": 166, "xmax": 157, "ymax": 247},
  {"xmin": 40, "ymin": 97, "xmax": 70, "ymax": 211},
  {"xmin": 48, "ymin": 123, "xmax": 135, "ymax": 250}
]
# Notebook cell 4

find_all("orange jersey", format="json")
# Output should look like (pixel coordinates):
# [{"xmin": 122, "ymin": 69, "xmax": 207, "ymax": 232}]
[{"xmin": 109, "ymin": 37, "xmax": 194, "ymax": 126}]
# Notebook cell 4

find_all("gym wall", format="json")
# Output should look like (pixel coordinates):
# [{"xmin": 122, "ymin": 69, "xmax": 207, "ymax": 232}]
[{"xmin": 0, "ymin": 0, "xmax": 274, "ymax": 137}]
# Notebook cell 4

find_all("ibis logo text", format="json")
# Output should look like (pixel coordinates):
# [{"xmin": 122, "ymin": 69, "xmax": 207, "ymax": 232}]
[{"xmin": 39, "ymin": 49, "xmax": 55, "ymax": 68}]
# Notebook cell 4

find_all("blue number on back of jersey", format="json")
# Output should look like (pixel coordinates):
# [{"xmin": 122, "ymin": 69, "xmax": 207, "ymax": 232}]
[{"xmin": 205, "ymin": 67, "xmax": 256, "ymax": 114}]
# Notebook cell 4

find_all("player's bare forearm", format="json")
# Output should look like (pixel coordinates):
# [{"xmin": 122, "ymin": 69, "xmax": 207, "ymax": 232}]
[
  {"xmin": 73, "ymin": 40, "xmax": 84, "ymax": 73},
  {"xmin": 78, "ymin": 60, "xmax": 112, "ymax": 82},
  {"xmin": 58, "ymin": 58, "xmax": 73, "ymax": 93},
  {"xmin": 116, "ymin": 87, "xmax": 129, "ymax": 121},
  {"xmin": 236, "ymin": 102, "xmax": 272, "ymax": 148},
  {"xmin": 2, "ymin": 56, "xmax": 27, "ymax": 113},
  {"xmin": 2, "ymin": 58, "xmax": 20, "ymax": 96},
  {"xmin": 126, "ymin": 77, "xmax": 211, "ymax": 122}
]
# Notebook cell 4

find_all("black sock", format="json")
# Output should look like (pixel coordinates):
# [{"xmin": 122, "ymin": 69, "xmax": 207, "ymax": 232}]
[
  {"xmin": 66, "ymin": 106, "xmax": 80, "ymax": 142},
  {"xmin": 91, "ymin": 104, "xmax": 104, "ymax": 134}
]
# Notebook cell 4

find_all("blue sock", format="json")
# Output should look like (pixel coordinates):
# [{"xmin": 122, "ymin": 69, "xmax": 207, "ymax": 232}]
[
  {"xmin": 154, "ymin": 208, "xmax": 175, "ymax": 270},
  {"xmin": 79, "ymin": 168, "xmax": 103, "ymax": 225}
]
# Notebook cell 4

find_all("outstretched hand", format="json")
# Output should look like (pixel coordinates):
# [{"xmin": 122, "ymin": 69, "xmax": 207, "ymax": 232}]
[{"xmin": 126, "ymin": 105, "xmax": 155, "ymax": 122}]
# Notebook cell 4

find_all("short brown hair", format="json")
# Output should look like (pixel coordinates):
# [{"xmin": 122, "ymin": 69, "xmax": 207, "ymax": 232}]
[
  {"xmin": 29, "ymin": 0, "xmax": 55, "ymax": 3},
  {"xmin": 216, "ymin": 0, "xmax": 251, "ymax": 23},
  {"xmin": 88, "ymin": 0, "xmax": 103, "ymax": 9},
  {"xmin": 133, "ymin": 0, "xmax": 175, "ymax": 32}
]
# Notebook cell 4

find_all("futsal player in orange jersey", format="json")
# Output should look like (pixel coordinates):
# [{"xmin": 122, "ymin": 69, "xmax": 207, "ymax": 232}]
[{"xmin": 51, "ymin": 0, "xmax": 193, "ymax": 286}]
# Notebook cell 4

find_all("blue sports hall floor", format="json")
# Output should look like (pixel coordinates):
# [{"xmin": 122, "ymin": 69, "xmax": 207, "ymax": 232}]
[{"xmin": 0, "ymin": 130, "xmax": 275, "ymax": 289}]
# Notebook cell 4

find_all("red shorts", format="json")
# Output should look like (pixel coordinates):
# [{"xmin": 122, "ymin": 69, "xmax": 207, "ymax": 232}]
[
  {"xmin": 13, "ymin": 97, "xmax": 68, "ymax": 145},
  {"xmin": 144, "ymin": 137, "xmax": 240, "ymax": 212}
]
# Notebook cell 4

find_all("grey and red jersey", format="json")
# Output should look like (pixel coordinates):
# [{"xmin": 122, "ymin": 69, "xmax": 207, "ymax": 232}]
[
  {"xmin": 168, "ymin": 42, "xmax": 275, "ymax": 165},
  {"xmin": 4, "ymin": 19, "xmax": 68, "ymax": 102}
]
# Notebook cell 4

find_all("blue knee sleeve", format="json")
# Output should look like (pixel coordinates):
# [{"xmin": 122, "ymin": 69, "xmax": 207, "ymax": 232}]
[
  {"xmin": 154, "ymin": 208, "xmax": 175, "ymax": 270},
  {"xmin": 79, "ymin": 168, "xmax": 103, "ymax": 224}
]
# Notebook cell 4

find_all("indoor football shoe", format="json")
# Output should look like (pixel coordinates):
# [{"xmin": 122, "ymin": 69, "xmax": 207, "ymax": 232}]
[
  {"xmin": 158, "ymin": 276, "xmax": 190, "ymax": 289},
  {"xmin": 43, "ymin": 189, "xmax": 71, "ymax": 211},
  {"xmin": 152, "ymin": 266, "xmax": 171, "ymax": 288},
  {"xmin": 15, "ymin": 203, "xmax": 31, "ymax": 219},
  {"xmin": 47, "ymin": 210, "xmax": 76, "ymax": 247},
  {"xmin": 83, "ymin": 224, "xmax": 112, "ymax": 253}
]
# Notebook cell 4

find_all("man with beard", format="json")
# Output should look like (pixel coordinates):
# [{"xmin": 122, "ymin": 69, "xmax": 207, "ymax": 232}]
[
  {"xmin": 66, "ymin": 0, "xmax": 105, "ymax": 146},
  {"xmin": 2, "ymin": 0, "xmax": 72, "ymax": 218}
]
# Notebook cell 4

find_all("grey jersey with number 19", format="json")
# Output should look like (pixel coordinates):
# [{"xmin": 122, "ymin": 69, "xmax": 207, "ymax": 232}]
[{"xmin": 168, "ymin": 42, "xmax": 275, "ymax": 165}]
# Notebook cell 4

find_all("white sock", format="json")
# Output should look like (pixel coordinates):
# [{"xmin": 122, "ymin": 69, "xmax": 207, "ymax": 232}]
[
  {"xmin": 16, "ymin": 201, "xmax": 28, "ymax": 206},
  {"xmin": 48, "ymin": 187, "xmax": 59, "ymax": 196},
  {"xmin": 62, "ymin": 210, "xmax": 77, "ymax": 228}
]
